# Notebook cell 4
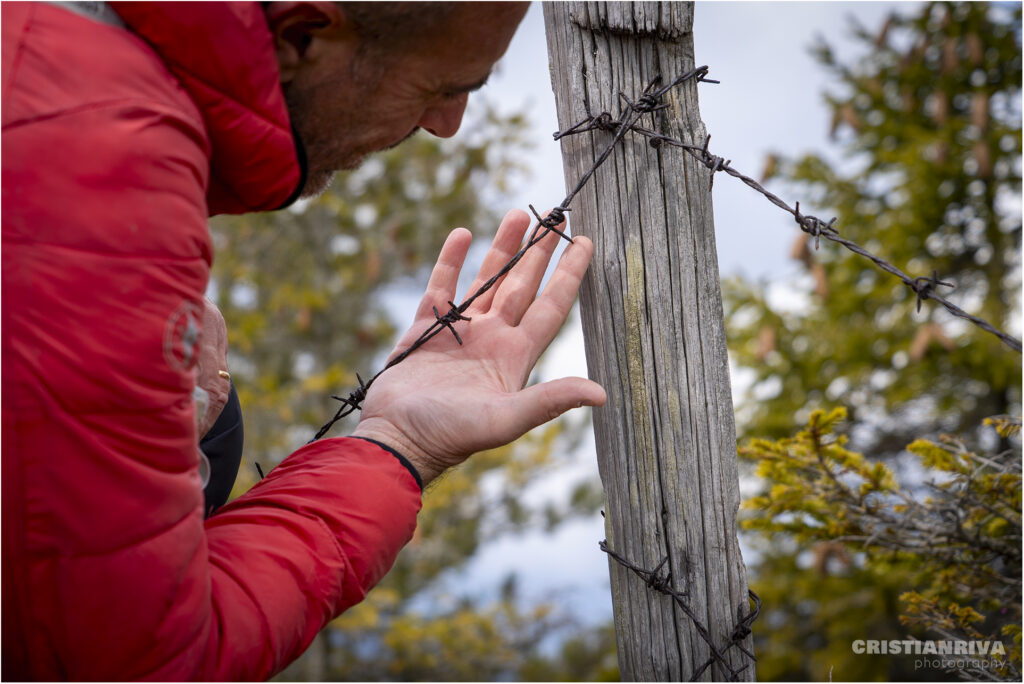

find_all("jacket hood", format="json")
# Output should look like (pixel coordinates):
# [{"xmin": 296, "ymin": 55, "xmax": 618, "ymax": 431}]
[{"xmin": 113, "ymin": 1, "xmax": 305, "ymax": 215}]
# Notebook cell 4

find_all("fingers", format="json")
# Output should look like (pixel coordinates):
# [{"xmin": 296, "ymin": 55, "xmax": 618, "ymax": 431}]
[
  {"xmin": 462, "ymin": 209, "xmax": 532, "ymax": 313},
  {"xmin": 196, "ymin": 297, "xmax": 231, "ymax": 421},
  {"xmin": 498, "ymin": 377, "xmax": 607, "ymax": 440},
  {"xmin": 201, "ymin": 297, "xmax": 229, "ymax": 358},
  {"xmin": 489, "ymin": 210, "xmax": 566, "ymax": 325},
  {"xmin": 412, "ymin": 228, "xmax": 473, "ymax": 322},
  {"xmin": 518, "ymin": 235, "xmax": 594, "ymax": 352}
]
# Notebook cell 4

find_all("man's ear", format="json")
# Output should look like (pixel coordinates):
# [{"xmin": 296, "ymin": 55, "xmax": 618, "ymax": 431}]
[{"xmin": 265, "ymin": 2, "xmax": 355, "ymax": 83}]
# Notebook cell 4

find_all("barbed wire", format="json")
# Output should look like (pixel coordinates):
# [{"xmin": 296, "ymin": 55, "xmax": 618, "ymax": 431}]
[
  {"xmin": 310, "ymin": 66, "xmax": 717, "ymax": 441},
  {"xmin": 600, "ymin": 540, "xmax": 759, "ymax": 682},
  {"xmin": 553, "ymin": 67, "xmax": 1015, "ymax": 677},
  {"xmin": 306, "ymin": 66, "xmax": 757, "ymax": 681},
  {"xmin": 314, "ymin": 61, "xmax": 1019, "ymax": 444},
  {"xmin": 553, "ymin": 85, "xmax": 1022, "ymax": 353},
  {"xmin": 306, "ymin": 63, "xmax": 1019, "ymax": 678}
]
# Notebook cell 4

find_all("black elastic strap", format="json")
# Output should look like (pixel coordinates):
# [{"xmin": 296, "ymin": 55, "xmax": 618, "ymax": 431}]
[
  {"xmin": 352, "ymin": 437, "xmax": 424, "ymax": 492},
  {"xmin": 201, "ymin": 383, "xmax": 244, "ymax": 516}
]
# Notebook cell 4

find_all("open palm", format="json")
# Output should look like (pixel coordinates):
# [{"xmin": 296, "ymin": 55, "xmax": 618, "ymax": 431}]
[{"xmin": 352, "ymin": 209, "xmax": 606, "ymax": 484}]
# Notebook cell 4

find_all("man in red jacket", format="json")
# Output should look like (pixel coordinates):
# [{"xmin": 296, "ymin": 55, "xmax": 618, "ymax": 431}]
[{"xmin": 2, "ymin": 1, "xmax": 606, "ymax": 680}]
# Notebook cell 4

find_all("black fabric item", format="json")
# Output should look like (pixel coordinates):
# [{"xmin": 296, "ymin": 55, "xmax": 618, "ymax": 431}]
[
  {"xmin": 352, "ymin": 437, "xmax": 424, "ymax": 491},
  {"xmin": 201, "ymin": 383, "xmax": 244, "ymax": 517}
]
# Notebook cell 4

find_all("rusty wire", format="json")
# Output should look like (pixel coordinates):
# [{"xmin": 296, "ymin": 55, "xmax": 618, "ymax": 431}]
[
  {"xmin": 306, "ymin": 63, "xmax": 1019, "ymax": 678},
  {"xmin": 306, "ymin": 66, "xmax": 749, "ymax": 682},
  {"xmin": 311, "ymin": 66, "xmax": 717, "ymax": 441},
  {"xmin": 555, "ymin": 81, "xmax": 1022, "ymax": 353},
  {"xmin": 314, "ymin": 61, "xmax": 1018, "ymax": 444},
  {"xmin": 600, "ymin": 540, "xmax": 759, "ymax": 682}
]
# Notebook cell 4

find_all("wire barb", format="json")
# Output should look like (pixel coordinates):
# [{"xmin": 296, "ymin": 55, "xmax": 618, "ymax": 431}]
[
  {"xmin": 794, "ymin": 202, "xmax": 839, "ymax": 250},
  {"xmin": 330, "ymin": 372, "xmax": 369, "ymax": 412},
  {"xmin": 311, "ymin": 68, "xmax": 718, "ymax": 443},
  {"xmin": 295, "ymin": 60, "xmax": 1022, "ymax": 684},
  {"xmin": 528, "ymin": 204, "xmax": 573, "ymax": 243},
  {"xmin": 600, "ymin": 540, "xmax": 757, "ymax": 681},
  {"xmin": 311, "ymin": 60, "xmax": 1019, "ymax": 448},
  {"xmin": 433, "ymin": 302, "xmax": 472, "ymax": 345},
  {"xmin": 911, "ymin": 270, "xmax": 955, "ymax": 313}
]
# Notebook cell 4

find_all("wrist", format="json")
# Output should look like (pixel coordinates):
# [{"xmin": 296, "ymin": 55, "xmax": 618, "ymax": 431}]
[{"xmin": 352, "ymin": 418, "xmax": 446, "ymax": 486}]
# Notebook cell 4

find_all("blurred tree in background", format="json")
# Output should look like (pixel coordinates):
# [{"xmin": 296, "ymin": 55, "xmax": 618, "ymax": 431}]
[
  {"xmin": 727, "ymin": 1, "xmax": 1020, "ymax": 449},
  {"xmin": 728, "ymin": 2, "xmax": 1022, "ymax": 680},
  {"xmin": 209, "ymin": 102, "xmax": 614, "ymax": 681},
  {"xmin": 742, "ymin": 410, "xmax": 1020, "ymax": 681},
  {"xmin": 208, "ymin": 1, "xmax": 1022, "ymax": 680}
]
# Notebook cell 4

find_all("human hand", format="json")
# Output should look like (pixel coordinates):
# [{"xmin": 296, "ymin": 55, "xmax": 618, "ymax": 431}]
[
  {"xmin": 352, "ymin": 209, "xmax": 606, "ymax": 485},
  {"xmin": 194, "ymin": 296, "xmax": 231, "ymax": 439}
]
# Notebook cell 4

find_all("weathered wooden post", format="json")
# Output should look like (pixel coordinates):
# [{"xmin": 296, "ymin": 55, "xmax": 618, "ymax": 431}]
[{"xmin": 544, "ymin": 3, "xmax": 755, "ymax": 680}]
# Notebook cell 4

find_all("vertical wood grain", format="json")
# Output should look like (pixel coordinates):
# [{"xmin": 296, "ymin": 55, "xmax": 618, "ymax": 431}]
[{"xmin": 543, "ymin": 3, "xmax": 754, "ymax": 680}]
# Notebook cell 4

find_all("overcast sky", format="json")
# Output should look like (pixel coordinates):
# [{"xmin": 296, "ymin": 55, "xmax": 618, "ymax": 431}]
[{"xmin": 423, "ymin": 1, "xmax": 918, "ymax": 628}]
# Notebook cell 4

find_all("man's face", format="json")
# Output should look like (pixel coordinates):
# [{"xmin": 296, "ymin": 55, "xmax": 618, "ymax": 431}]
[{"xmin": 281, "ymin": 4, "xmax": 528, "ymax": 197}]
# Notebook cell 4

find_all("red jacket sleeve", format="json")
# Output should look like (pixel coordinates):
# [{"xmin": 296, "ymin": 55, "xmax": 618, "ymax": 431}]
[
  {"xmin": 197, "ymin": 440, "xmax": 421, "ymax": 679},
  {"xmin": 1, "ymin": 4, "xmax": 422, "ymax": 680}
]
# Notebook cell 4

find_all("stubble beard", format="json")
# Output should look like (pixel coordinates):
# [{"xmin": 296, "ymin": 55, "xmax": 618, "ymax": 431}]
[
  {"xmin": 289, "ymin": 108, "xmax": 419, "ymax": 199},
  {"xmin": 284, "ymin": 75, "xmax": 367, "ymax": 199},
  {"xmin": 282, "ymin": 54, "xmax": 420, "ymax": 199},
  {"xmin": 300, "ymin": 169, "xmax": 338, "ymax": 199}
]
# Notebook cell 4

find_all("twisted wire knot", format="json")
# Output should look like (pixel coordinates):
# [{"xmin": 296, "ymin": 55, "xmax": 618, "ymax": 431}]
[
  {"xmin": 330, "ymin": 373, "xmax": 369, "ymax": 412},
  {"xmin": 618, "ymin": 88, "xmax": 669, "ymax": 116},
  {"xmin": 696, "ymin": 68, "xmax": 720, "ymax": 85},
  {"xmin": 732, "ymin": 623, "xmax": 753, "ymax": 640},
  {"xmin": 645, "ymin": 562, "xmax": 673, "ymax": 593},
  {"xmin": 911, "ymin": 270, "xmax": 954, "ymax": 312},
  {"xmin": 433, "ymin": 301, "xmax": 472, "ymax": 345},
  {"xmin": 647, "ymin": 132, "xmax": 677, "ymax": 150},
  {"xmin": 794, "ymin": 202, "xmax": 839, "ymax": 250},
  {"xmin": 702, "ymin": 153, "xmax": 727, "ymax": 173},
  {"xmin": 694, "ymin": 134, "xmax": 730, "ymax": 190},
  {"xmin": 635, "ymin": 93, "xmax": 665, "ymax": 113},
  {"xmin": 601, "ymin": 539, "xmax": 756, "ymax": 680},
  {"xmin": 552, "ymin": 111, "xmax": 619, "ymax": 141},
  {"xmin": 541, "ymin": 206, "xmax": 566, "ymax": 227},
  {"xmin": 730, "ymin": 592, "xmax": 760, "ymax": 641},
  {"xmin": 593, "ymin": 111, "xmax": 617, "ymax": 131},
  {"xmin": 528, "ymin": 204, "xmax": 574, "ymax": 243},
  {"xmin": 724, "ymin": 590, "xmax": 761, "ymax": 663}
]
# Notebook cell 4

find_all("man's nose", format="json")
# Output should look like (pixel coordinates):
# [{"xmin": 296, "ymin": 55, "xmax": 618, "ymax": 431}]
[{"xmin": 418, "ymin": 94, "xmax": 469, "ymax": 139}]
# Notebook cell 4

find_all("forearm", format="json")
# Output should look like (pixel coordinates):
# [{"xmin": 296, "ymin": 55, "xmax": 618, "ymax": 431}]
[{"xmin": 199, "ymin": 437, "xmax": 421, "ymax": 679}]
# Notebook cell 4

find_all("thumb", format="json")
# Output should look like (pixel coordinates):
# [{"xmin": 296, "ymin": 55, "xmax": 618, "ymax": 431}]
[{"xmin": 501, "ymin": 377, "xmax": 607, "ymax": 438}]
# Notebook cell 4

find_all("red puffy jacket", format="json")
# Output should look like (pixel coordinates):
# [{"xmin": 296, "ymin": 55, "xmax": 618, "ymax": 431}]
[{"xmin": 2, "ymin": 3, "xmax": 422, "ymax": 679}]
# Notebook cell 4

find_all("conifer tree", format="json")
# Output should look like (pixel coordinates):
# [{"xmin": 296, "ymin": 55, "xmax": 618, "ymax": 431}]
[
  {"xmin": 725, "ymin": 1, "xmax": 1021, "ymax": 453},
  {"xmin": 732, "ymin": 4, "xmax": 1022, "ymax": 679}
]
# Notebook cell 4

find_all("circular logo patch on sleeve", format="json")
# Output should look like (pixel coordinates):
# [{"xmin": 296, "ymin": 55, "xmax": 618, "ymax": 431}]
[{"xmin": 164, "ymin": 299, "xmax": 203, "ymax": 371}]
